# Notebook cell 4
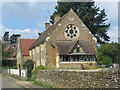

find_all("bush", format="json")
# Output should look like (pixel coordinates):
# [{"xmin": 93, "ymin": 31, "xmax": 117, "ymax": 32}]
[
  {"xmin": 23, "ymin": 60, "xmax": 34, "ymax": 78},
  {"xmin": 99, "ymin": 56, "xmax": 112, "ymax": 65},
  {"xmin": 97, "ymin": 43, "xmax": 120, "ymax": 64},
  {"xmin": 32, "ymin": 65, "xmax": 46, "ymax": 74},
  {"xmin": 2, "ymin": 59, "xmax": 17, "ymax": 67}
]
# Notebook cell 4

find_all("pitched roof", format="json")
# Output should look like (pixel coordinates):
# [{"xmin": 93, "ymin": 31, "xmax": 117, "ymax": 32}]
[
  {"xmin": 8, "ymin": 44, "xmax": 17, "ymax": 58},
  {"xmin": 29, "ymin": 10, "xmax": 73, "ymax": 50},
  {"xmin": 55, "ymin": 41, "xmax": 75, "ymax": 55},
  {"xmin": 55, "ymin": 40, "xmax": 96, "ymax": 55},
  {"xmin": 20, "ymin": 39, "xmax": 36, "ymax": 56}
]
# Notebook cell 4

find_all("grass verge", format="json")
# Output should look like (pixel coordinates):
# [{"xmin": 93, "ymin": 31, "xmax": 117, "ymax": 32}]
[
  {"xmin": 25, "ymin": 78, "xmax": 35, "ymax": 81},
  {"xmin": 33, "ymin": 81, "xmax": 53, "ymax": 88},
  {"xmin": 9, "ymin": 74, "xmax": 23, "ymax": 81}
]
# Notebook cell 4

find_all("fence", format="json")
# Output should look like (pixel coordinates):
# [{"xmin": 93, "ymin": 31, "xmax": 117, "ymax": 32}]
[{"xmin": 8, "ymin": 69, "xmax": 27, "ymax": 78}]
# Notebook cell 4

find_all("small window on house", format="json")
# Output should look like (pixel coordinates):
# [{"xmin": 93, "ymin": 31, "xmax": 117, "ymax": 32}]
[{"xmin": 76, "ymin": 47, "xmax": 80, "ymax": 52}]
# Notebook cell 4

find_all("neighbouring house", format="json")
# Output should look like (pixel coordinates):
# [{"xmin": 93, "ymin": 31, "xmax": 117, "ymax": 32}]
[
  {"xmin": 8, "ymin": 44, "xmax": 17, "ymax": 59},
  {"xmin": 2, "ymin": 41, "xmax": 17, "ymax": 59},
  {"xmin": 17, "ymin": 39, "xmax": 36, "ymax": 68},
  {"xmin": 29, "ymin": 9, "xmax": 97, "ymax": 68},
  {"xmin": 2, "ymin": 41, "xmax": 9, "ymax": 52}
]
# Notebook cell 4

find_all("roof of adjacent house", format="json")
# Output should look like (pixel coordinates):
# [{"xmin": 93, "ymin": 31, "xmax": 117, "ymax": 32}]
[
  {"xmin": 8, "ymin": 44, "xmax": 17, "ymax": 58},
  {"xmin": 29, "ymin": 10, "xmax": 73, "ymax": 50},
  {"xmin": 20, "ymin": 39, "xmax": 36, "ymax": 56},
  {"xmin": 55, "ymin": 40, "xmax": 96, "ymax": 55}
]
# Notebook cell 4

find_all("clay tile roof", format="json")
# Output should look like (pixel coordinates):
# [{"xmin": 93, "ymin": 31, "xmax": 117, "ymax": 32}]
[
  {"xmin": 29, "ymin": 10, "xmax": 73, "ymax": 50},
  {"xmin": 55, "ymin": 40, "xmax": 96, "ymax": 55},
  {"xmin": 20, "ymin": 39, "xmax": 36, "ymax": 56}
]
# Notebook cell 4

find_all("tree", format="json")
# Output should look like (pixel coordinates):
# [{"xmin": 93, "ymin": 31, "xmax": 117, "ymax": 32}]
[
  {"xmin": 23, "ymin": 60, "xmax": 34, "ymax": 78},
  {"xmin": 97, "ymin": 43, "xmax": 119, "ymax": 64},
  {"xmin": 50, "ymin": 2, "xmax": 110, "ymax": 44},
  {"xmin": 99, "ymin": 56, "xmax": 112, "ymax": 65},
  {"xmin": 2, "ymin": 43, "xmax": 9, "ymax": 60},
  {"xmin": 3, "ymin": 31, "xmax": 9, "ymax": 41},
  {"xmin": 9, "ymin": 34, "xmax": 21, "ymax": 44},
  {"xmin": 0, "ymin": 40, "xmax": 1, "ymax": 68}
]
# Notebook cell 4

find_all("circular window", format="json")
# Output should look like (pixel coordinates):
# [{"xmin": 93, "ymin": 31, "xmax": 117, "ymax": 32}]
[{"xmin": 64, "ymin": 24, "xmax": 79, "ymax": 39}]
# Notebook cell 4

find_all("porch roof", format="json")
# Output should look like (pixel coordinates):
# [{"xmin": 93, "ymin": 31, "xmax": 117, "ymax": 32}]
[{"xmin": 55, "ymin": 40, "xmax": 96, "ymax": 55}]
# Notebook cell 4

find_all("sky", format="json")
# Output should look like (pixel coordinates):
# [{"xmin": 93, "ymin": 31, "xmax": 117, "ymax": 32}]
[{"xmin": 0, "ymin": 0, "xmax": 119, "ymax": 43}]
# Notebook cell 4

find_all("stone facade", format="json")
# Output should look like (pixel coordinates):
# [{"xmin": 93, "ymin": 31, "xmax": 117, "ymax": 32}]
[
  {"xmin": 17, "ymin": 39, "xmax": 23, "ymax": 67},
  {"xmin": 29, "ymin": 43, "xmax": 47, "ymax": 68},
  {"xmin": 29, "ymin": 9, "xmax": 97, "ymax": 68},
  {"xmin": 17, "ymin": 39, "xmax": 36, "ymax": 68},
  {"xmin": 36, "ymin": 69, "xmax": 119, "ymax": 88}
]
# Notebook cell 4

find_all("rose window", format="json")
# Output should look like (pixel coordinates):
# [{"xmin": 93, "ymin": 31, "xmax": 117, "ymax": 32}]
[{"xmin": 64, "ymin": 24, "xmax": 79, "ymax": 39}]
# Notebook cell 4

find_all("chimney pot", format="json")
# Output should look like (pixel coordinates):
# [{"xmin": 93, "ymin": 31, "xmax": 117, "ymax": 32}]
[{"xmin": 45, "ymin": 23, "xmax": 50, "ymax": 30}]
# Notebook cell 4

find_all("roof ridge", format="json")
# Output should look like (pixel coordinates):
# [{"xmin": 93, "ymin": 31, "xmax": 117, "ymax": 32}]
[
  {"xmin": 67, "ymin": 40, "xmax": 78, "ymax": 54},
  {"xmin": 29, "ymin": 9, "xmax": 77, "ymax": 50},
  {"xmin": 20, "ymin": 39, "xmax": 36, "ymax": 40}
]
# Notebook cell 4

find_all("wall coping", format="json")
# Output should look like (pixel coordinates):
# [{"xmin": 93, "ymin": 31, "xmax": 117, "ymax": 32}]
[
  {"xmin": 39, "ymin": 68, "xmax": 119, "ymax": 73},
  {"xmin": 60, "ymin": 61, "xmax": 96, "ymax": 63}
]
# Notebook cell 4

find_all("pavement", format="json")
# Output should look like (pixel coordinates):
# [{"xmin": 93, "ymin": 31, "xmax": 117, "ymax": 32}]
[{"xmin": 2, "ymin": 74, "xmax": 45, "ymax": 89}]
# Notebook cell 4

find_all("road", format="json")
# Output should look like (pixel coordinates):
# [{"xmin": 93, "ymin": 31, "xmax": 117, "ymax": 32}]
[{"xmin": 0, "ymin": 74, "xmax": 24, "ymax": 89}]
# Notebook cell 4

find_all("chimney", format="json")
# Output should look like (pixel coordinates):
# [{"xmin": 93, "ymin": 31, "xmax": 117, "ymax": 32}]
[
  {"xmin": 45, "ymin": 23, "xmax": 50, "ymax": 30},
  {"xmin": 54, "ymin": 14, "xmax": 60, "ymax": 24}
]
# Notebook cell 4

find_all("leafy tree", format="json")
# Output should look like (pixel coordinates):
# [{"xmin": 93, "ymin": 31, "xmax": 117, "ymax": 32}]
[
  {"xmin": 99, "ymin": 56, "xmax": 112, "ymax": 65},
  {"xmin": 97, "ymin": 43, "xmax": 119, "ymax": 64},
  {"xmin": 9, "ymin": 34, "xmax": 21, "ymax": 44},
  {"xmin": 50, "ymin": 2, "xmax": 110, "ymax": 44},
  {"xmin": 0, "ymin": 40, "xmax": 2, "ymax": 60},
  {"xmin": 3, "ymin": 31, "xmax": 9, "ymax": 41},
  {"xmin": 23, "ymin": 60, "xmax": 34, "ymax": 78},
  {"xmin": 33, "ymin": 65, "xmax": 46, "ymax": 74},
  {"xmin": 2, "ymin": 51, "xmax": 9, "ymax": 60},
  {"xmin": 2, "ymin": 43, "xmax": 9, "ymax": 60},
  {"xmin": 113, "ymin": 43, "xmax": 120, "ymax": 64}
]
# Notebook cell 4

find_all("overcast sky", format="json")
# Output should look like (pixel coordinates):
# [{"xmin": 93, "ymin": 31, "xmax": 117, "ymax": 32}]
[{"xmin": 0, "ymin": 0, "xmax": 119, "ymax": 43}]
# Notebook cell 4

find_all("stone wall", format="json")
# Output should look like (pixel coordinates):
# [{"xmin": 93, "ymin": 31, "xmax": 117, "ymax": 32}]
[
  {"xmin": 23, "ymin": 56, "xmax": 30, "ymax": 62},
  {"xmin": 36, "ymin": 68, "xmax": 119, "ymax": 88},
  {"xmin": 59, "ymin": 61, "xmax": 97, "ymax": 68}
]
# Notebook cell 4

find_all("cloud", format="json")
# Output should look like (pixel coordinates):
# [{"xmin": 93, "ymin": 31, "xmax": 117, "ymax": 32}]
[
  {"xmin": 2, "ymin": 2, "xmax": 57, "ymax": 30},
  {"xmin": 95, "ymin": 2, "xmax": 118, "ymax": 23},
  {"xmin": 0, "ymin": 24, "xmax": 41, "ymax": 39},
  {"xmin": 108, "ymin": 26, "xmax": 118, "ymax": 43},
  {"xmin": 19, "ymin": 28, "xmax": 30, "ymax": 32}
]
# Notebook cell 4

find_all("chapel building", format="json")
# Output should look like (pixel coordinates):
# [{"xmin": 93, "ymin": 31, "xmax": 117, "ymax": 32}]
[{"xmin": 29, "ymin": 9, "xmax": 97, "ymax": 68}]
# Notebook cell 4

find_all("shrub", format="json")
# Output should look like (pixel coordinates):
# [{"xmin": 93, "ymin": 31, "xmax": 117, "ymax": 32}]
[
  {"xmin": 2, "ymin": 59, "xmax": 17, "ymax": 67},
  {"xmin": 99, "ymin": 56, "xmax": 112, "ymax": 65},
  {"xmin": 97, "ymin": 43, "xmax": 120, "ymax": 64},
  {"xmin": 23, "ymin": 60, "xmax": 34, "ymax": 78},
  {"xmin": 32, "ymin": 65, "xmax": 46, "ymax": 74}
]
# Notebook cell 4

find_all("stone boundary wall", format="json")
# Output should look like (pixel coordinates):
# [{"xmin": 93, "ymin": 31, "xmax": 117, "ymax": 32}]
[{"xmin": 36, "ymin": 68, "xmax": 120, "ymax": 88}]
